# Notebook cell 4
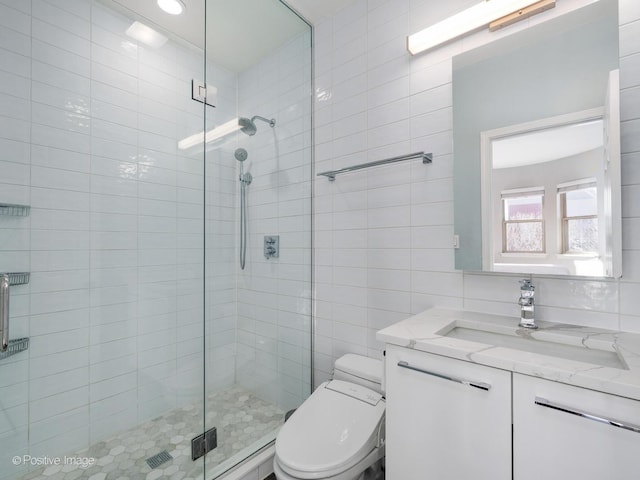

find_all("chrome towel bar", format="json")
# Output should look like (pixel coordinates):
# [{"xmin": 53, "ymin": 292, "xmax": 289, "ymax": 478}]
[{"xmin": 317, "ymin": 151, "xmax": 432, "ymax": 181}]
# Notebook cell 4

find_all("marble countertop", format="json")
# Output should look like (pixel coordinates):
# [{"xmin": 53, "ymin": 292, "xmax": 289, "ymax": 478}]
[{"xmin": 376, "ymin": 308, "xmax": 640, "ymax": 401}]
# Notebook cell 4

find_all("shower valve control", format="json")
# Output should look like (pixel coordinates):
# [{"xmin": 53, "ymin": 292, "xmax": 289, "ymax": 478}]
[{"xmin": 264, "ymin": 236, "xmax": 280, "ymax": 259}]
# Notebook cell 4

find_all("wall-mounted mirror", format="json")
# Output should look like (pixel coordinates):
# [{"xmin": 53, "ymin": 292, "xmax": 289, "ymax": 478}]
[{"xmin": 453, "ymin": 0, "xmax": 621, "ymax": 277}]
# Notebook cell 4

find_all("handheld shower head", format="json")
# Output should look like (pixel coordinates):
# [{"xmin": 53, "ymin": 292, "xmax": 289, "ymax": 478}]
[
  {"xmin": 235, "ymin": 148, "xmax": 248, "ymax": 162},
  {"xmin": 238, "ymin": 115, "xmax": 276, "ymax": 136}
]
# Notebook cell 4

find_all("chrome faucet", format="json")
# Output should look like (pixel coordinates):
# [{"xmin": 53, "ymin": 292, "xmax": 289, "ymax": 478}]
[{"xmin": 518, "ymin": 279, "xmax": 537, "ymax": 329}]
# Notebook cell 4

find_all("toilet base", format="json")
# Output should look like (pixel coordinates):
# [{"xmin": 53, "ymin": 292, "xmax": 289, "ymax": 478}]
[{"xmin": 356, "ymin": 458, "xmax": 384, "ymax": 480}]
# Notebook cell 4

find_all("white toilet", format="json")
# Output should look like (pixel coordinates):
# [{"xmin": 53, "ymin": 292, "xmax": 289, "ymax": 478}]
[{"xmin": 273, "ymin": 354, "xmax": 385, "ymax": 480}]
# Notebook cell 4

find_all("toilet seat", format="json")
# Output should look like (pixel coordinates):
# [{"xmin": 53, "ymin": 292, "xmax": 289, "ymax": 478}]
[
  {"xmin": 273, "ymin": 445, "xmax": 384, "ymax": 480},
  {"xmin": 275, "ymin": 380, "xmax": 385, "ymax": 479}
]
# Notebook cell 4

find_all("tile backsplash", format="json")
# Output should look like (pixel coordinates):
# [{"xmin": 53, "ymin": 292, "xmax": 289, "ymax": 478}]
[{"xmin": 312, "ymin": 0, "xmax": 640, "ymax": 385}]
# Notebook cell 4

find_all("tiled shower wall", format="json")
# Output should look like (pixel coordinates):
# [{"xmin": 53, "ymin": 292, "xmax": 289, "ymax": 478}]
[
  {"xmin": 313, "ymin": 0, "xmax": 640, "ymax": 384},
  {"xmin": 0, "ymin": 0, "xmax": 237, "ymax": 477},
  {"xmin": 235, "ymin": 31, "xmax": 313, "ymax": 412}
]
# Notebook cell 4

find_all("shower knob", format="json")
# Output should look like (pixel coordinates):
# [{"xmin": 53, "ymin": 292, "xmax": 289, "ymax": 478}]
[{"xmin": 264, "ymin": 235, "xmax": 280, "ymax": 259}]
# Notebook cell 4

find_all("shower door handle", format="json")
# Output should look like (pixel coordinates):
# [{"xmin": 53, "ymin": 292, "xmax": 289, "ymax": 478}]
[{"xmin": 0, "ymin": 274, "xmax": 9, "ymax": 352}]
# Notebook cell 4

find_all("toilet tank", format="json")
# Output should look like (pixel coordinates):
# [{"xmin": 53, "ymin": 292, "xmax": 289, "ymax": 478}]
[{"xmin": 333, "ymin": 354, "xmax": 383, "ymax": 394}]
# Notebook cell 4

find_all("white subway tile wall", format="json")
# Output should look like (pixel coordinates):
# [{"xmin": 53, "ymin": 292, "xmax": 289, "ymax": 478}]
[
  {"xmin": 0, "ymin": 0, "xmax": 238, "ymax": 477},
  {"xmin": 0, "ymin": 0, "xmax": 313, "ymax": 477},
  {"xmin": 313, "ymin": 0, "xmax": 640, "ymax": 385},
  {"xmin": 234, "ymin": 31, "xmax": 313, "ymax": 413}
]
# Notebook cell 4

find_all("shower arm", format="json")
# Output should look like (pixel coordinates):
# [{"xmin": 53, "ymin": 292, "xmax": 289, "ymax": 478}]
[{"xmin": 251, "ymin": 115, "xmax": 276, "ymax": 128}]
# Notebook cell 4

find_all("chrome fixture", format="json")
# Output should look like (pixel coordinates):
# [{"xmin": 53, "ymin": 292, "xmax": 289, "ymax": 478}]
[
  {"xmin": 191, "ymin": 79, "xmax": 216, "ymax": 107},
  {"xmin": 518, "ymin": 279, "xmax": 536, "ymax": 329},
  {"xmin": 238, "ymin": 116, "xmax": 276, "ymax": 136},
  {"xmin": 0, "ymin": 272, "xmax": 30, "ymax": 359},
  {"xmin": 397, "ymin": 361, "xmax": 491, "ymax": 391},
  {"xmin": 264, "ymin": 235, "xmax": 279, "ymax": 259},
  {"xmin": 3, "ymin": 272, "xmax": 30, "ymax": 286},
  {"xmin": 1, "ymin": 273, "xmax": 9, "ymax": 352},
  {"xmin": 0, "ymin": 337, "xmax": 29, "ymax": 361},
  {"xmin": 236, "ymin": 148, "xmax": 252, "ymax": 270},
  {"xmin": 317, "ymin": 151, "xmax": 432, "ymax": 181},
  {"xmin": 535, "ymin": 397, "xmax": 640, "ymax": 434},
  {"xmin": 235, "ymin": 147, "xmax": 248, "ymax": 162},
  {"xmin": 0, "ymin": 203, "xmax": 30, "ymax": 217}
]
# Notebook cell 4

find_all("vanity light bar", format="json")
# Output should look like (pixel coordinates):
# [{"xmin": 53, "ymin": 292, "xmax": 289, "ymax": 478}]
[
  {"xmin": 178, "ymin": 118, "xmax": 241, "ymax": 150},
  {"xmin": 407, "ymin": 0, "xmax": 555, "ymax": 55}
]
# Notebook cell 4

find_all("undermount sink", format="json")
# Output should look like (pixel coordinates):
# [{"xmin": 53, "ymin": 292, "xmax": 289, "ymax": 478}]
[{"xmin": 442, "ymin": 325, "xmax": 627, "ymax": 370}]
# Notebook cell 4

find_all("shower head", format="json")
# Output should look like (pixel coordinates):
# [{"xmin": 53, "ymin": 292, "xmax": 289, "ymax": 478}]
[
  {"xmin": 238, "ymin": 115, "xmax": 276, "ymax": 136},
  {"xmin": 235, "ymin": 148, "xmax": 248, "ymax": 162},
  {"xmin": 238, "ymin": 117, "xmax": 256, "ymax": 136}
]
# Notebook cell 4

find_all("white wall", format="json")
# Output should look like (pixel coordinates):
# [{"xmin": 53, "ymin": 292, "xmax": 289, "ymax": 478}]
[{"xmin": 312, "ymin": 0, "xmax": 640, "ymax": 385}]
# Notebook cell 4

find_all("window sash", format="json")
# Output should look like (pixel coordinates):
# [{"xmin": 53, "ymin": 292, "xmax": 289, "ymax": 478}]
[
  {"xmin": 501, "ymin": 190, "xmax": 545, "ymax": 253},
  {"xmin": 502, "ymin": 219, "xmax": 545, "ymax": 253},
  {"xmin": 559, "ymin": 189, "xmax": 598, "ymax": 254}
]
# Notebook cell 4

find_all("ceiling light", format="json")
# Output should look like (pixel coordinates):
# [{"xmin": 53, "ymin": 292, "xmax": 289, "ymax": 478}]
[
  {"xmin": 126, "ymin": 21, "xmax": 168, "ymax": 48},
  {"xmin": 407, "ymin": 0, "xmax": 555, "ymax": 55},
  {"xmin": 157, "ymin": 0, "xmax": 186, "ymax": 15}
]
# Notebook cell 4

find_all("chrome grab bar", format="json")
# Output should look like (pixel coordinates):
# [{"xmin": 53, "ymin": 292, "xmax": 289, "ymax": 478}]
[
  {"xmin": 535, "ymin": 397, "xmax": 640, "ymax": 434},
  {"xmin": 0, "ymin": 274, "xmax": 9, "ymax": 352},
  {"xmin": 397, "ymin": 360, "xmax": 491, "ymax": 391}
]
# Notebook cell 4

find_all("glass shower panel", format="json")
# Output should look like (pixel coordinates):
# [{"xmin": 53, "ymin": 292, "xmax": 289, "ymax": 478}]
[
  {"xmin": 203, "ymin": 1, "xmax": 313, "ymax": 477},
  {"xmin": 0, "ymin": 1, "xmax": 208, "ymax": 479}
]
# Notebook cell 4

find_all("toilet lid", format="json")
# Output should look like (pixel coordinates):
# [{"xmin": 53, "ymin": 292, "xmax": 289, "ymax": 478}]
[{"xmin": 275, "ymin": 380, "xmax": 385, "ymax": 477}]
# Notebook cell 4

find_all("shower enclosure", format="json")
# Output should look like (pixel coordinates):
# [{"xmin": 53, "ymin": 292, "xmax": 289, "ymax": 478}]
[{"xmin": 0, "ymin": 1, "xmax": 312, "ymax": 479}]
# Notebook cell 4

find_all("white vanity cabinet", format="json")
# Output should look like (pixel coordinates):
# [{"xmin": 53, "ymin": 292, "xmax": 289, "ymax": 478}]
[
  {"xmin": 385, "ymin": 345, "xmax": 512, "ymax": 480},
  {"xmin": 385, "ymin": 344, "xmax": 640, "ymax": 479},
  {"xmin": 513, "ymin": 374, "xmax": 640, "ymax": 480}
]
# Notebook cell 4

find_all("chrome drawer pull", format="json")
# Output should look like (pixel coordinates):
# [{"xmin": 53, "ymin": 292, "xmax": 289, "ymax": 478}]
[
  {"xmin": 0, "ymin": 274, "xmax": 9, "ymax": 352},
  {"xmin": 535, "ymin": 397, "xmax": 640, "ymax": 434},
  {"xmin": 397, "ymin": 361, "xmax": 491, "ymax": 391}
]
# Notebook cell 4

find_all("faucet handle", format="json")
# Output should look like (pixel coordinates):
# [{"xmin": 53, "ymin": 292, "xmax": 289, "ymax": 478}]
[{"xmin": 519, "ymin": 279, "xmax": 534, "ymax": 291}]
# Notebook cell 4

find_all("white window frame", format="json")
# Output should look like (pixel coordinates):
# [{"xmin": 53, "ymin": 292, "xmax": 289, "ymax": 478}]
[
  {"xmin": 501, "ymin": 188, "xmax": 546, "ymax": 254},
  {"xmin": 557, "ymin": 179, "xmax": 598, "ymax": 255}
]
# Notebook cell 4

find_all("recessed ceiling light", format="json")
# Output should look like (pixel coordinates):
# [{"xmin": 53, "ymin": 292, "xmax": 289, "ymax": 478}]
[{"xmin": 157, "ymin": 0, "xmax": 185, "ymax": 15}]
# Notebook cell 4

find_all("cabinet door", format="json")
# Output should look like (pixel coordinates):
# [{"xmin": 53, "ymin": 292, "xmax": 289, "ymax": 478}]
[
  {"xmin": 513, "ymin": 374, "xmax": 640, "ymax": 480},
  {"xmin": 385, "ymin": 345, "xmax": 512, "ymax": 480}
]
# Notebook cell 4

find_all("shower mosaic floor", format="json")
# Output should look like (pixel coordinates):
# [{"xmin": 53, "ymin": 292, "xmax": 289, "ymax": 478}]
[{"xmin": 17, "ymin": 385, "xmax": 284, "ymax": 480}]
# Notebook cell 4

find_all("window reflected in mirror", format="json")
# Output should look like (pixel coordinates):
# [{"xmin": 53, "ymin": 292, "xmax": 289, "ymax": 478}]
[
  {"xmin": 483, "ymin": 111, "xmax": 614, "ymax": 277},
  {"xmin": 502, "ymin": 191, "xmax": 545, "ymax": 254}
]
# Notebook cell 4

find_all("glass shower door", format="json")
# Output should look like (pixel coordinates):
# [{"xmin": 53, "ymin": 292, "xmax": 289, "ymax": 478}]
[
  {"xmin": 202, "ymin": 1, "xmax": 313, "ymax": 477},
  {"xmin": 0, "ymin": 0, "xmax": 208, "ymax": 479}
]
